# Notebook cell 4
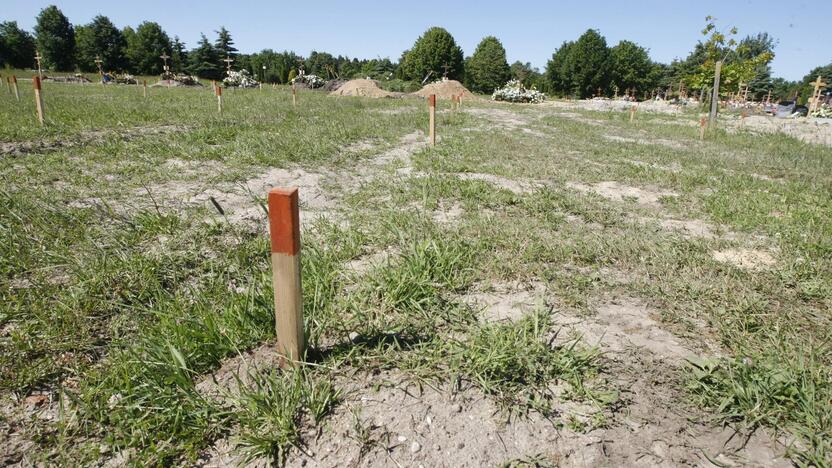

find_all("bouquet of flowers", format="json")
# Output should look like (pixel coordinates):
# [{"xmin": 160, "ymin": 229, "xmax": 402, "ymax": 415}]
[
  {"xmin": 492, "ymin": 80, "xmax": 546, "ymax": 104},
  {"xmin": 114, "ymin": 73, "xmax": 137, "ymax": 85},
  {"xmin": 811, "ymin": 105, "xmax": 832, "ymax": 119},
  {"xmin": 291, "ymin": 73, "xmax": 325, "ymax": 89},
  {"xmin": 223, "ymin": 69, "xmax": 259, "ymax": 88}
]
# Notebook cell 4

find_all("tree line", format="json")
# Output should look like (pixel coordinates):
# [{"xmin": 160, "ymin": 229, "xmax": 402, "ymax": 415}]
[{"xmin": 1, "ymin": 5, "xmax": 827, "ymax": 101}]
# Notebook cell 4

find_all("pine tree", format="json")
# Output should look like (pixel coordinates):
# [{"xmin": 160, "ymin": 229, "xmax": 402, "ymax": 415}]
[
  {"xmin": 124, "ymin": 21, "xmax": 171, "ymax": 75},
  {"xmin": 214, "ymin": 27, "xmax": 237, "ymax": 59},
  {"xmin": 171, "ymin": 36, "xmax": 187, "ymax": 73},
  {"xmin": 188, "ymin": 34, "xmax": 221, "ymax": 80},
  {"xmin": 34, "ymin": 5, "xmax": 75, "ymax": 71}
]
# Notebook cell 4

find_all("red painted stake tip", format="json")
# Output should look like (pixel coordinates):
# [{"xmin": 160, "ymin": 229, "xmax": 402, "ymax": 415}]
[
  {"xmin": 268, "ymin": 187, "xmax": 301, "ymax": 255},
  {"xmin": 428, "ymin": 94, "xmax": 436, "ymax": 107},
  {"xmin": 216, "ymin": 86, "xmax": 222, "ymax": 96},
  {"xmin": 32, "ymin": 76, "xmax": 41, "ymax": 90}
]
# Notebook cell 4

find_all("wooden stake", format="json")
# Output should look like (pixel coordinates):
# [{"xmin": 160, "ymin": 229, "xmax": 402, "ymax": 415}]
[
  {"xmin": 458, "ymin": 93, "xmax": 463, "ymax": 109},
  {"xmin": 428, "ymin": 94, "xmax": 436, "ymax": 146},
  {"xmin": 708, "ymin": 61, "xmax": 722, "ymax": 129},
  {"xmin": 292, "ymin": 84, "xmax": 297, "ymax": 107},
  {"xmin": 143, "ymin": 80, "xmax": 147, "ymax": 99},
  {"xmin": 12, "ymin": 75, "xmax": 19, "ymax": 101},
  {"xmin": 268, "ymin": 187, "xmax": 305, "ymax": 365},
  {"xmin": 4, "ymin": 75, "xmax": 10, "ymax": 94},
  {"xmin": 699, "ymin": 116, "xmax": 706, "ymax": 141},
  {"xmin": 629, "ymin": 105, "xmax": 636, "ymax": 122},
  {"xmin": 216, "ymin": 85, "xmax": 223, "ymax": 114},
  {"xmin": 33, "ymin": 76, "xmax": 44, "ymax": 125}
]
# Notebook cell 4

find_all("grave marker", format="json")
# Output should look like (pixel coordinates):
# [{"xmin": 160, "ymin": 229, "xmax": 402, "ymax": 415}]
[
  {"xmin": 292, "ymin": 83, "xmax": 297, "ymax": 107},
  {"xmin": 808, "ymin": 76, "xmax": 828, "ymax": 114},
  {"xmin": 629, "ymin": 104, "xmax": 637, "ymax": 122},
  {"xmin": 143, "ymin": 80, "xmax": 147, "ymax": 99},
  {"xmin": 94, "ymin": 55, "xmax": 104, "ymax": 84},
  {"xmin": 35, "ymin": 51, "xmax": 43, "ymax": 80},
  {"xmin": 4, "ymin": 75, "xmax": 10, "ymax": 94},
  {"xmin": 267, "ymin": 187, "xmax": 305, "ymax": 366},
  {"xmin": 216, "ymin": 85, "xmax": 223, "ymax": 114},
  {"xmin": 223, "ymin": 55, "xmax": 234, "ymax": 76},
  {"xmin": 699, "ymin": 116, "xmax": 707, "ymax": 140},
  {"xmin": 12, "ymin": 75, "xmax": 19, "ymax": 101},
  {"xmin": 32, "ymin": 76, "xmax": 44, "ymax": 125},
  {"xmin": 428, "ymin": 94, "xmax": 436, "ymax": 146}
]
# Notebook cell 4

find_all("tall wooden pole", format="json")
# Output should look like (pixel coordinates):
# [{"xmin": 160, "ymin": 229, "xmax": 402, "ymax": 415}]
[
  {"xmin": 428, "ymin": 94, "xmax": 436, "ymax": 146},
  {"xmin": 12, "ymin": 75, "xmax": 19, "ymax": 101},
  {"xmin": 268, "ymin": 187, "xmax": 305, "ymax": 366},
  {"xmin": 216, "ymin": 85, "xmax": 223, "ymax": 114},
  {"xmin": 143, "ymin": 80, "xmax": 147, "ymax": 99},
  {"xmin": 708, "ymin": 61, "xmax": 722, "ymax": 129},
  {"xmin": 33, "ymin": 76, "xmax": 45, "ymax": 125}
]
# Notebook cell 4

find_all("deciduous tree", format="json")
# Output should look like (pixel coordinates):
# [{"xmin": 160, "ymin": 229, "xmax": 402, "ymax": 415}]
[
  {"xmin": 75, "ymin": 15, "xmax": 126, "ymax": 72},
  {"xmin": 465, "ymin": 36, "xmax": 511, "ymax": 94},
  {"xmin": 34, "ymin": 5, "xmax": 75, "ymax": 71},
  {"xmin": 0, "ymin": 21, "xmax": 36, "ymax": 69},
  {"xmin": 400, "ymin": 27, "xmax": 464, "ymax": 82}
]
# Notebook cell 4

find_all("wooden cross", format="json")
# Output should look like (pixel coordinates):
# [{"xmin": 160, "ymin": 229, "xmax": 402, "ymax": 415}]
[
  {"xmin": 223, "ymin": 55, "xmax": 234, "ymax": 76},
  {"xmin": 809, "ymin": 75, "xmax": 828, "ymax": 114},
  {"xmin": 34, "ymin": 51, "xmax": 43, "ymax": 79},
  {"xmin": 440, "ymin": 63, "xmax": 451, "ymax": 78},
  {"xmin": 159, "ymin": 51, "xmax": 170, "ymax": 72},
  {"xmin": 94, "ymin": 55, "xmax": 104, "ymax": 76}
]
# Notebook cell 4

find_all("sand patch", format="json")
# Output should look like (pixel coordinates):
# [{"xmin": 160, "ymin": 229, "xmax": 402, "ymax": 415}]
[
  {"xmin": 460, "ymin": 281, "xmax": 547, "ymax": 323},
  {"xmin": 455, "ymin": 172, "xmax": 542, "ymax": 195},
  {"xmin": 712, "ymin": 248, "xmax": 776, "ymax": 270},
  {"xmin": 1, "ymin": 124, "xmax": 187, "ymax": 157},
  {"xmin": 557, "ymin": 297, "xmax": 693, "ymax": 362},
  {"xmin": 432, "ymin": 201, "xmax": 464, "ymax": 225},
  {"xmin": 568, "ymin": 181, "xmax": 677, "ymax": 207},
  {"xmin": 344, "ymin": 247, "xmax": 398, "ymax": 275}
]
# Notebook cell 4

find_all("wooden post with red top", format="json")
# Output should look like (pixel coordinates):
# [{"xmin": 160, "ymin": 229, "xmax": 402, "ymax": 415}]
[
  {"xmin": 629, "ymin": 104, "xmax": 636, "ymax": 122},
  {"xmin": 143, "ymin": 80, "xmax": 147, "ymax": 99},
  {"xmin": 32, "ymin": 76, "xmax": 44, "ymax": 125},
  {"xmin": 12, "ymin": 75, "xmax": 19, "ymax": 101},
  {"xmin": 428, "ymin": 94, "xmax": 436, "ymax": 146},
  {"xmin": 268, "ymin": 187, "xmax": 305, "ymax": 366},
  {"xmin": 699, "ymin": 116, "xmax": 706, "ymax": 141},
  {"xmin": 3, "ymin": 75, "xmax": 10, "ymax": 94},
  {"xmin": 216, "ymin": 84, "xmax": 223, "ymax": 114}
]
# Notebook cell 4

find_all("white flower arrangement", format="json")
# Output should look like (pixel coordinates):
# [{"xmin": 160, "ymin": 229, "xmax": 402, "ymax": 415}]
[
  {"xmin": 492, "ymin": 80, "xmax": 546, "ymax": 104},
  {"xmin": 811, "ymin": 105, "xmax": 831, "ymax": 119},
  {"xmin": 291, "ymin": 74, "xmax": 325, "ymax": 89},
  {"xmin": 223, "ymin": 69, "xmax": 260, "ymax": 88}
]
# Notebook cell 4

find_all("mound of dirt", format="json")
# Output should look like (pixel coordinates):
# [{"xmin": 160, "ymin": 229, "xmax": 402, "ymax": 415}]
[
  {"xmin": 412, "ymin": 79, "xmax": 477, "ymax": 100},
  {"xmin": 329, "ymin": 79, "xmax": 397, "ymax": 98},
  {"xmin": 152, "ymin": 79, "xmax": 203, "ymax": 88},
  {"xmin": 44, "ymin": 75, "xmax": 92, "ymax": 84},
  {"xmin": 322, "ymin": 79, "xmax": 347, "ymax": 92}
]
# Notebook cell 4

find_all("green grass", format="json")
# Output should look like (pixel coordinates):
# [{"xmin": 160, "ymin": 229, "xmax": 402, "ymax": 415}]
[{"xmin": 1, "ymin": 82, "xmax": 830, "ymax": 465}]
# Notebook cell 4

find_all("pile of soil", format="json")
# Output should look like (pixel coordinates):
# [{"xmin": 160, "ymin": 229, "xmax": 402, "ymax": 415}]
[
  {"xmin": 322, "ymin": 79, "xmax": 347, "ymax": 92},
  {"xmin": 329, "ymin": 79, "xmax": 397, "ymax": 98},
  {"xmin": 412, "ymin": 80, "xmax": 477, "ymax": 100}
]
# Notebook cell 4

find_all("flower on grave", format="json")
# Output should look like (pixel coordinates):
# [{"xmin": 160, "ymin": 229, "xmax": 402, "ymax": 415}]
[
  {"xmin": 223, "ymin": 69, "xmax": 260, "ymax": 88},
  {"xmin": 290, "ymin": 73, "xmax": 325, "ymax": 89},
  {"xmin": 492, "ymin": 79, "xmax": 546, "ymax": 104}
]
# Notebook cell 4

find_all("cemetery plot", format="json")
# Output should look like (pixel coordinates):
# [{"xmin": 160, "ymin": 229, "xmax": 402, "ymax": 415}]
[{"xmin": 0, "ymin": 82, "xmax": 830, "ymax": 467}]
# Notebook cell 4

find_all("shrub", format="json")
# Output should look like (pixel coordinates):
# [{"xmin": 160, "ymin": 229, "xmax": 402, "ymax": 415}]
[{"xmin": 492, "ymin": 80, "xmax": 546, "ymax": 103}]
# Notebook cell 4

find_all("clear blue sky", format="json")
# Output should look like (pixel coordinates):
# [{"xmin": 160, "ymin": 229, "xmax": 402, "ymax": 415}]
[{"xmin": 5, "ymin": 0, "xmax": 831, "ymax": 81}]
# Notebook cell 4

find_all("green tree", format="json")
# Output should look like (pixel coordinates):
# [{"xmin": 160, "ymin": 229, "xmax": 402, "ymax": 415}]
[
  {"xmin": 465, "ymin": 36, "xmax": 511, "ymax": 93},
  {"xmin": 305, "ymin": 50, "xmax": 337, "ymax": 77},
  {"xmin": 187, "ymin": 34, "xmax": 221, "ymax": 80},
  {"xmin": 569, "ymin": 29, "xmax": 611, "ymax": 98},
  {"xmin": 75, "ymin": 16, "xmax": 126, "ymax": 73},
  {"xmin": 125, "ymin": 22, "xmax": 172, "ymax": 75},
  {"xmin": 610, "ymin": 40, "xmax": 653, "ymax": 96},
  {"xmin": 0, "ymin": 21, "xmax": 36, "ymax": 69},
  {"xmin": 214, "ymin": 26, "xmax": 237, "ymax": 60},
  {"xmin": 400, "ymin": 27, "xmax": 464, "ymax": 82},
  {"xmin": 797, "ymin": 63, "xmax": 832, "ymax": 103},
  {"xmin": 171, "ymin": 36, "xmax": 187, "ymax": 73},
  {"xmin": 34, "ymin": 5, "xmax": 75, "ymax": 71},
  {"xmin": 545, "ymin": 41, "xmax": 576, "ymax": 96}
]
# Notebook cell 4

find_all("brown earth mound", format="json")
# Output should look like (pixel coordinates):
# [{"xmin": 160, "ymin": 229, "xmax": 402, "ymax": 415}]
[
  {"xmin": 412, "ymin": 79, "xmax": 478, "ymax": 100},
  {"xmin": 329, "ymin": 79, "xmax": 397, "ymax": 98}
]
